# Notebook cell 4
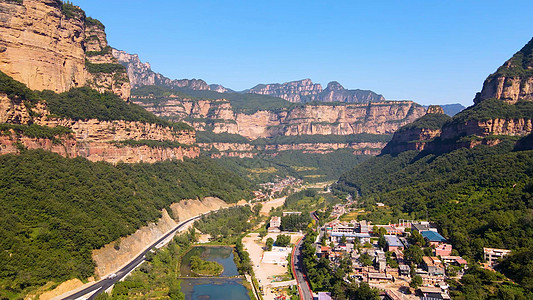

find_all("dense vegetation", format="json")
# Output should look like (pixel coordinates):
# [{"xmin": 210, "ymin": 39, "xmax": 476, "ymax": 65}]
[
  {"xmin": 41, "ymin": 87, "xmax": 193, "ymax": 131},
  {"xmin": 96, "ymin": 229, "xmax": 197, "ymax": 300},
  {"xmin": 60, "ymin": 1, "xmax": 84, "ymax": 19},
  {"xmin": 218, "ymin": 149, "xmax": 371, "ymax": 184},
  {"xmin": 189, "ymin": 256, "xmax": 223, "ymax": 276},
  {"xmin": 281, "ymin": 214, "xmax": 312, "ymax": 232},
  {"xmin": 0, "ymin": 124, "xmax": 72, "ymax": 142},
  {"xmin": 85, "ymin": 60, "xmax": 126, "ymax": 74},
  {"xmin": 489, "ymin": 37, "xmax": 533, "ymax": 78},
  {"xmin": 282, "ymin": 189, "xmax": 340, "ymax": 214},
  {"xmin": 0, "ymin": 150, "xmax": 251, "ymax": 297},
  {"xmin": 193, "ymin": 206, "xmax": 255, "ymax": 244},
  {"xmin": 449, "ymin": 265, "xmax": 530, "ymax": 299},
  {"xmin": 0, "ymin": 70, "xmax": 40, "ymax": 106},
  {"xmin": 451, "ymin": 98, "xmax": 533, "ymax": 124},
  {"xmin": 196, "ymin": 131, "xmax": 250, "ymax": 144},
  {"xmin": 333, "ymin": 141, "xmax": 533, "ymax": 296},
  {"xmin": 395, "ymin": 112, "xmax": 451, "ymax": 132}
]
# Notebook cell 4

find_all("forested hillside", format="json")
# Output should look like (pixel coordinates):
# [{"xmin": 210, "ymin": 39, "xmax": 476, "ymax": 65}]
[
  {"xmin": 333, "ymin": 141, "xmax": 533, "ymax": 297},
  {"xmin": 0, "ymin": 150, "xmax": 251, "ymax": 297}
]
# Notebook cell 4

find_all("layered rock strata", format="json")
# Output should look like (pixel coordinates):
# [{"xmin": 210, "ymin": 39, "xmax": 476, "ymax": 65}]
[
  {"xmin": 0, "ymin": 92, "xmax": 199, "ymax": 163},
  {"xmin": 0, "ymin": 0, "xmax": 130, "ymax": 100},
  {"xmin": 474, "ymin": 37, "xmax": 533, "ymax": 104},
  {"xmin": 133, "ymin": 95, "xmax": 425, "ymax": 157}
]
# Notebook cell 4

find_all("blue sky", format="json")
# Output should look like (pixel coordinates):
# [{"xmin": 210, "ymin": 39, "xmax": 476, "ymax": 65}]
[{"xmin": 72, "ymin": 0, "xmax": 533, "ymax": 106}]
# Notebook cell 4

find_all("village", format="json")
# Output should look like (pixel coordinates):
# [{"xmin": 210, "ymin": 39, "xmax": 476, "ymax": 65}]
[
  {"xmin": 309, "ymin": 201, "xmax": 513, "ymax": 300},
  {"xmin": 246, "ymin": 178, "xmax": 514, "ymax": 300}
]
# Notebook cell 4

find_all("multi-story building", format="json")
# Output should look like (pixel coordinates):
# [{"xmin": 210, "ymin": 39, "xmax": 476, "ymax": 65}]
[{"xmin": 483, "ymin": 248, "xmax": 511, "ymax": 266}]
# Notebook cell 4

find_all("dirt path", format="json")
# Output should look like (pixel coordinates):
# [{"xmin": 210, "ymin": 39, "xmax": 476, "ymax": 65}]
[{"xmin": 260, "ymin": 196, "xmax": 286, "ymax": 216}]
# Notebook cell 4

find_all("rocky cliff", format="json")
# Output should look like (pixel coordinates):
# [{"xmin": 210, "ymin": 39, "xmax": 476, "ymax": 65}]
[
  {"xmin": 381, "ymin": 105, "xmax": 450, "ymax": 155},
  {"xmin": 133, "ymin": 94, "xmax": 425, "ymax": 157},
  {"xmin": 112, "ymin": 49, "xmax": 210, "ymax": 90},
  {"xmin": 0, "ymin": 0, "xmax": 130, "ymax": 100},
  {"xmin": 382, "ymin": 38, "xmax": 533, "ymax": 155},
  {"xmin": 0, "ymin": 74, "xmax": 199, "ymax": 163},
  {"xmin": 248, "ymin": 79, "xmax": 386, "ymax": 103},
  {"xmin": 474, "ymin": 37, "xmax": 533, "ymax": 104}
]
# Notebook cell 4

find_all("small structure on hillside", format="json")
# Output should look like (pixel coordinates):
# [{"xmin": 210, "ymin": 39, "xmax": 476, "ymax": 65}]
[{"xmin": 483, "ymin": 248, "xmax": 511, "ymax": 266}]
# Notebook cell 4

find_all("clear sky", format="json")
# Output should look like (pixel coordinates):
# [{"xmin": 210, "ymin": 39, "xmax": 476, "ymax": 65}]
[{"xmin": 71, "ymin": 0, "xmax": 533, "ymax": 106}]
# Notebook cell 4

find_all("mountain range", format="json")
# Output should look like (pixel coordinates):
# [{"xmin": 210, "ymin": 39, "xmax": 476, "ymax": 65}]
[{"xmin": 0, "ymin": 0, "xmax": 532, "ymax": 299}]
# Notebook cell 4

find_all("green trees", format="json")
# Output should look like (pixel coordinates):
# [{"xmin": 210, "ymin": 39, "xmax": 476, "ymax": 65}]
[
  {"xmin": 42, "ymin": 87, "xmax": 192, "ymax": 131},
  {"xmin": 0, "ymin": 150, "xmax": 251, "ymax": 295},
  {"xmin": 498, "ymin": 247, "xmax": 533, "ymax": 293},
  {"xmin": 410, "ymin": 275, "xmax": 422, "ymax": 289},
  {"xmin": 404, "ymin": 245, "xmax": 424, "ymax": 265},
  {"xmin": 275, "ymin": 234, "xmax": 291, "ymax": 247},
  {"xmin": 345, "ymin": 282, "xmax": 380, "ymax": 300},
  {"xmin": 194, "ymin": 206, "xmax": 254, "ymax": 243},
  {"xmin": 334, "ymin": 142, "xmax": 533, "ymax": 261},
  {"xmin": 266, "ymin": 238, "xmax": 274, "ymax": 251},
  {"xmin": 281, "ymin": 214, "xmax": 311, "ymax": 232},
  {"xmin": 359, "ymin": 253, "xmax": 373, "ymax": 267},
  {"xmin": 189, "ymin": 256, "xmax": 223, "ymax": 276}
]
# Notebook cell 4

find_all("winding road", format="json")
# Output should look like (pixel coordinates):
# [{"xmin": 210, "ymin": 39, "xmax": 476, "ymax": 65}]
[{"xmin": 60, "ymin": 215, "xmax": 202, "ymax": 300}]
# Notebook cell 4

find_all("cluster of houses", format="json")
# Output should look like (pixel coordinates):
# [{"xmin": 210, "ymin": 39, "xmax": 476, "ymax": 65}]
[
  {"xmin": 316, "ymin": 219, "xmax": 473, "ymax": 299},
  {"xmin": 254, "ymin": 176, "xmax": 303, "ymax": 200}
]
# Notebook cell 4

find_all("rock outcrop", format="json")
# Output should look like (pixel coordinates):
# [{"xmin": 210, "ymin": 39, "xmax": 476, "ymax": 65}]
[
  {"xmin": 84, "ymin": 19, "xmax": 130, "ymax": 100},
  {"xmin": 474, "ymin": 37, "xmax": 533, "ymax": 104},
  {"xmin": 112, "ymin": 49, "xmax": 210, "ymax": 90},
  {"xmin": 133, "ymin": 94, "xmax": 425, "ymax": 157},
  {"xmin": 381, "ymin": 105, "xmax": 450, "ymax": 155},
  {"xmin": 137, "ymin": 97, "xmax": 424, "ymax": 139},
  {"xmin": 0, "ymin": 88, "xmax": 199, "ymax": 163},
  {"xmin": 382, "ymin": 38, "xmax": 533, "ymax": 155},
  {"xmin": 0, "ymin": 0, "xmax": 130, "ymax": 100},
  {"xmin": 0, "ymin": 0, "xmax": 86, "ymax": 93},
  {"xmin": 247, "ymin": 79, "xmax": 386, "ymax": 103}
]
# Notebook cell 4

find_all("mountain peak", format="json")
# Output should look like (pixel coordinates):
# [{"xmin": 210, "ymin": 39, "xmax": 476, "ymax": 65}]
[
  {"xmin": 326, "ymin": 81, "xmax": 345, "ymax": 91},
  {"xmin": 474, "ymin": 37, "xmax": 533, "ymax": 104}
]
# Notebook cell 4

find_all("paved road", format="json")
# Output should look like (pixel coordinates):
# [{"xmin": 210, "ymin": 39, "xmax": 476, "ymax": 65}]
[
  {"xmin": 292, "ymin": 236, "xmax": 313, "ymax": 300},
  {"xmin": 62, "ymin": 215, "xmax": 202, "ymax": 300}
]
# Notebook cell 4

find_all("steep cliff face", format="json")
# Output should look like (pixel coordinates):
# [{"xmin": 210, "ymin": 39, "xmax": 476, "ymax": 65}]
[
  {"xmin": 381, "ymin": 105, "xmax": 450, "ymax": 155},
  {"xmin": 133, "ymin": 93, "xmax": 424, "ymax": 157},
  {"xmin": 474, "ymin": 37, "xmax": 533, "ymax": 104},
  {"xmin": 84, "ymin": 19, "xmax": 130, "ymax": 100},
  {"xmin": 112, "ymin": 49, "xmax": 210, "ymax": 90},
  {"xmin": 0, "ymin": 77, "xmax": 199, "ymax": 163},
  {"xmin": 0, "ymin": 0, "xmax": 129, "ymax": 100},
  {"xmin": 248, "ymin": 79, "xmax": 385, "ymax": 103},
  {"xmin": 136, "ymin": 97, "xmax": 424, "ymax": 139},
  {"xmin": 39, "ymin": 118, "xmax": 199, "ymax": 163},
  {"xmin": 382, "ymin": 38, "xmax": 533, "ymax": 156},
  {"xmin": 0, "ymin": 0, "xmax": 86, "ymax": 93}
]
